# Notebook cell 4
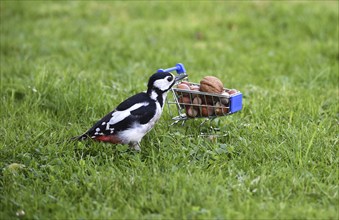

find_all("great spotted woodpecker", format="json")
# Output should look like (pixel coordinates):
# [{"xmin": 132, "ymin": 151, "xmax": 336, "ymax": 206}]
[{"xmin": 72, "ymin": 72, "xmax": 186, "ymax": 151}]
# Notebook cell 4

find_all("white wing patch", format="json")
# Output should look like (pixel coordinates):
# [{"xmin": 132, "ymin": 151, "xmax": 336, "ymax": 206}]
[
  {"xmin": 106, "ymin": 102, "xmax": 149, "ymax": 130},
  {"xmin": 94, "ymin": 127, "xmax": 102, "ymax": 135},
  {"xmin": 118, "ymin": 102, "xmax": 163, "ymax": 143}
]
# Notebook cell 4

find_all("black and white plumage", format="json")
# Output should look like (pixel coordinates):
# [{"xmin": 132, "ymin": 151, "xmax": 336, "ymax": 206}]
[{"xmin": 72, "ymin": 72, "xmax": 186, "ymax": 151}]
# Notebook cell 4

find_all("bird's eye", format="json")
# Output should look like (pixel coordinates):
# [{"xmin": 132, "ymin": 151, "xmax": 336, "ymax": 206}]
[{"xmin": 167, "ymin": 76, "xmax": 173, "ymax": 82}]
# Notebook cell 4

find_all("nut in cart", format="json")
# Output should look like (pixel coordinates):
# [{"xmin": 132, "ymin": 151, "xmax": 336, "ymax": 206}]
[{"xmin": 161, "ymin": 64, "xmax": 242, "ymax": 122}]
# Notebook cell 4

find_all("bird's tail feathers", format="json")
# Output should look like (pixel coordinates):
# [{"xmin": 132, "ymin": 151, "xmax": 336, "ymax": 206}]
[{"xmin": 70, "ymin": 134, "xmax": 89, "ymax": 142}]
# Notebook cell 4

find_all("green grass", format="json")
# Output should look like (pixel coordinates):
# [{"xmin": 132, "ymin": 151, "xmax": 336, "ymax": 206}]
[{"xmin": 1, "ymin": 1, "xmax": 338, "ymax": 219}]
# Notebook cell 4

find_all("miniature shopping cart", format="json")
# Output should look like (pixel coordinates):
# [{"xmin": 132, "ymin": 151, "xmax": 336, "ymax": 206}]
[{"xmin": 158, "ymin": 63, "xmax": 243, "ymax": 124}]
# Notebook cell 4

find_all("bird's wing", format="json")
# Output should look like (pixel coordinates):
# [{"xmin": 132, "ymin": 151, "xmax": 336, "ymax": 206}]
[
  {"xmin": 128, "ymin": 101, "xmax": 157, "ymax": 124},
  {"xmin": 84, "ymin": 93, "xmax": 156, "ymax": 137},
  {"xmin": 115, "ymin": 92, "xmax": 149, "ymax": 111}
]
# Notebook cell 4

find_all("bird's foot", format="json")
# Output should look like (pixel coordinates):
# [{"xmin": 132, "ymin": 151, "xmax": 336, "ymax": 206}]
[{"xmin": 129, "ymin": 142, "xmax": 141, "ymax": 152}]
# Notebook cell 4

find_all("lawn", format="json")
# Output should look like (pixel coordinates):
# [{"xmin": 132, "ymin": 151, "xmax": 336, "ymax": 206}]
[{"xmin": 0, "ymin": 1, "xmax": 338, "ymax": 219}]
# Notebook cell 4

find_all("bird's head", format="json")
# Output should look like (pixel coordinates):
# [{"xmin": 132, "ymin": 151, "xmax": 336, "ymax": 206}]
[{"xmin": 147, "ymin": 72, "xmax": 186, "ymax": 94}]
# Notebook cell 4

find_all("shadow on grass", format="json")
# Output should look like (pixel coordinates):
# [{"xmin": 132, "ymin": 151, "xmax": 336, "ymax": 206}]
[{"xmin": 70, "ymin": 139, "xmax": 141, "ymax": 163}]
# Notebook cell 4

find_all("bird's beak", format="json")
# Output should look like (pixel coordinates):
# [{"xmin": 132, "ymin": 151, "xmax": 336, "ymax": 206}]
[{"xmin": 175, "ymin": 74, "xmax": 188, "ymax": 82}]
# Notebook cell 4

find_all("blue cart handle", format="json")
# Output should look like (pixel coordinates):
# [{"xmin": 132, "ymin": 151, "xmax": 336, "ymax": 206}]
[{"xmin": 157, "ymin": 63, "xmax": 186, "ymax": 74}]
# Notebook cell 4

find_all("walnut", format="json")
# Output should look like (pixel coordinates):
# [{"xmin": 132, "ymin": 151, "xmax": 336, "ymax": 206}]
[{"xmin": 199, "ymin": 76, "xmax": 224, "ymax": 94}]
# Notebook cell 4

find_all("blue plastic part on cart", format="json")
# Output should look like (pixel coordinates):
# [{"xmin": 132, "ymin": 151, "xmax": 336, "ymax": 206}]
[
  {"xmin": 229, "ymin": 93, "xmax": 243, "ymax": 114},
  {"xmin": 157, "ymin": 63, "xmax": 186, "ymax": 74}
]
